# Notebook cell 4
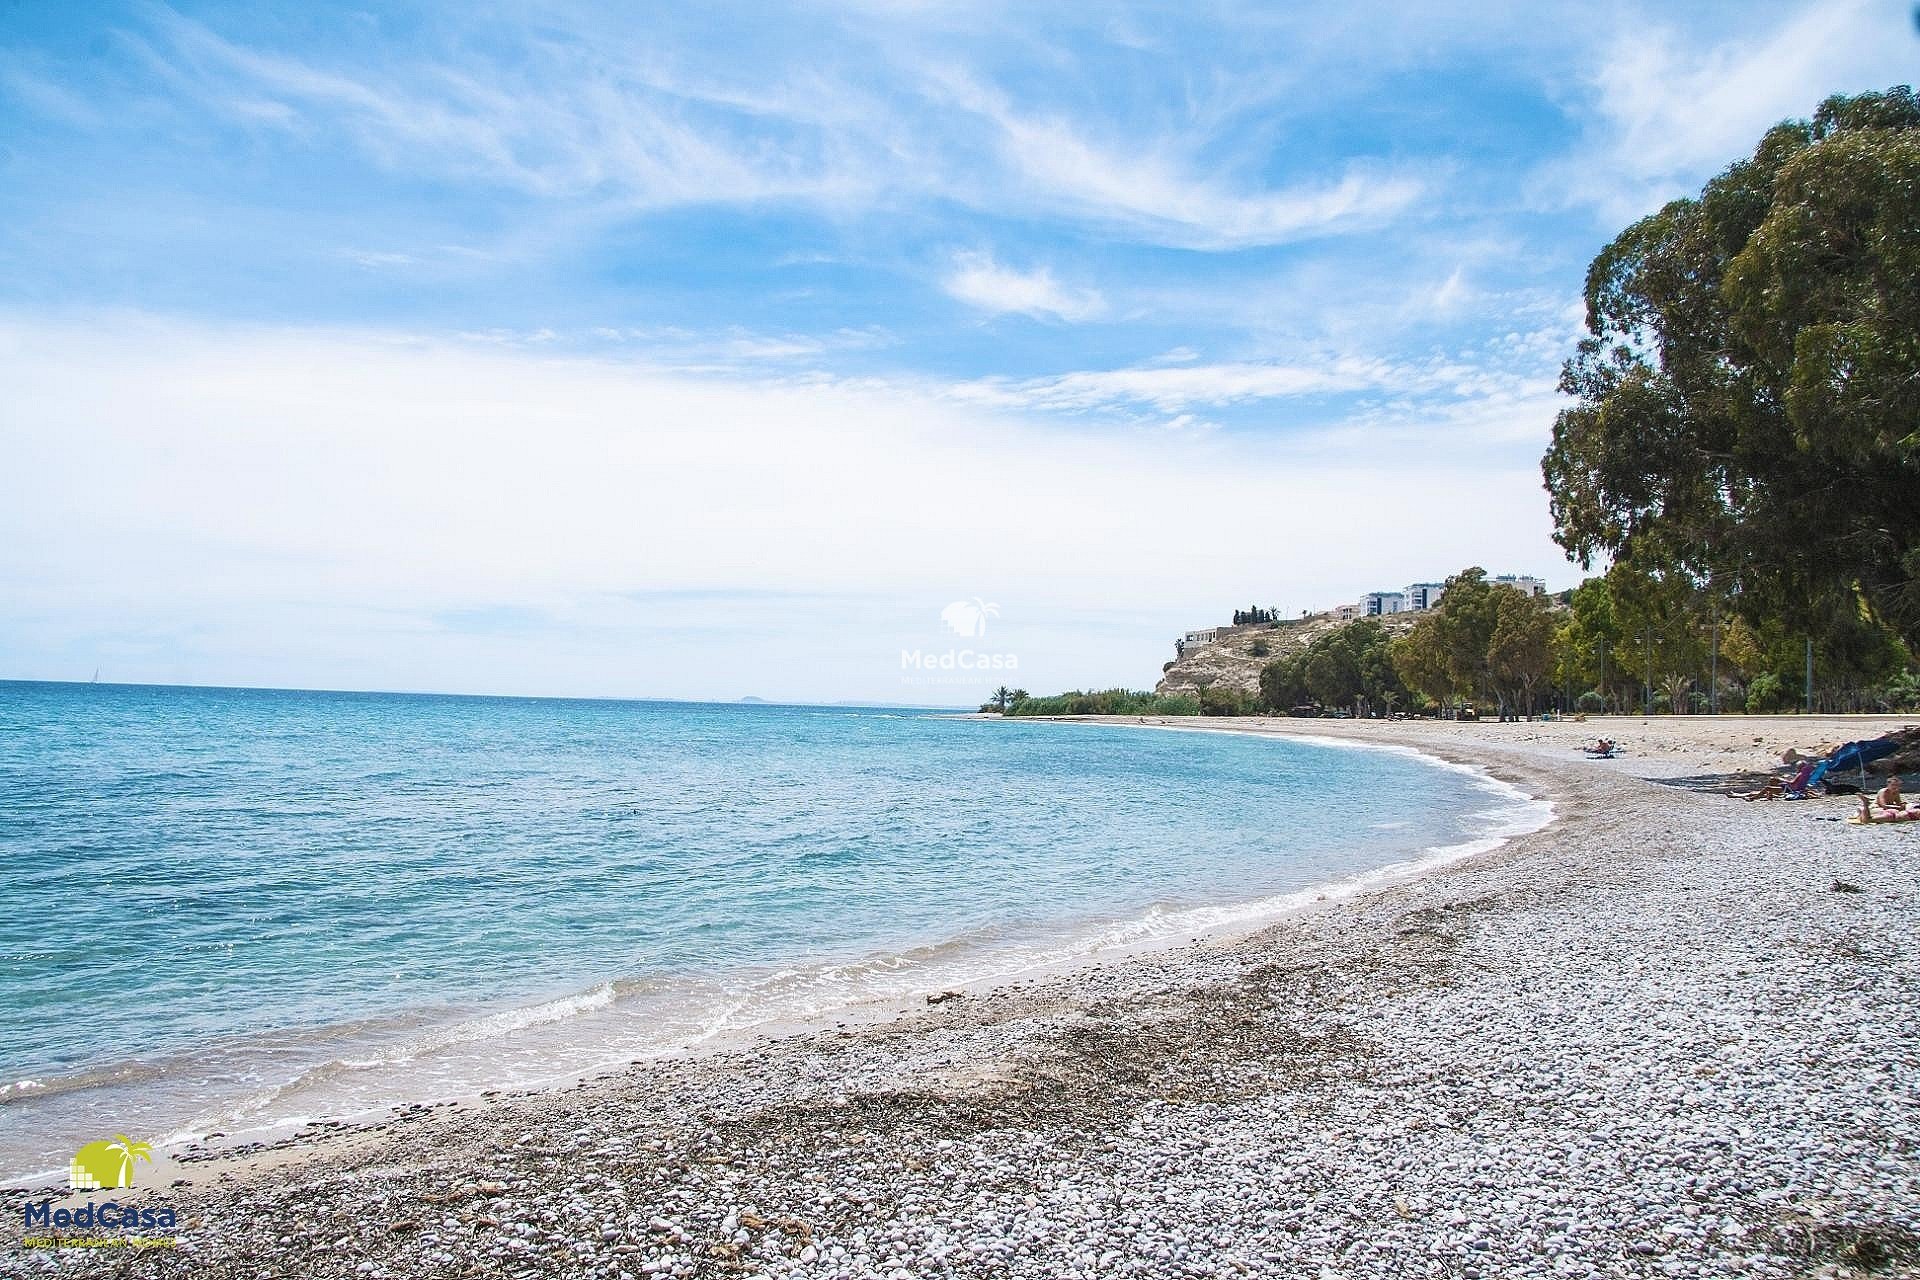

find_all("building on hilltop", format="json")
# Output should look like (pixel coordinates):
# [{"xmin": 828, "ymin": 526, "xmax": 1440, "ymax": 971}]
[
  {"xmin": 1358, "ymin": 574, "xmax": 1541, "ymax": 617},
  {"xmin": 1169, "ymin": 573, "xmax": 1547, "ymax": 663},
  {"xmin": 1174, "ymin": 627, "xmax": 1220, "ymax": 659}
]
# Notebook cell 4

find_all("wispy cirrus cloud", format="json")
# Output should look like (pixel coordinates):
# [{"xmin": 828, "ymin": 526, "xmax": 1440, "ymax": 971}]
[
  {"xmin": 942, "ymin": 251, "xmax": 1105, "ymax": 322},
  {"xmin": 932, "ymin": 71, "xmax": 1428, "ymax": 250},
  {"xmin": 951, "ymin": 358, "xmax": 1391, "ymax": 414},
  {"xmin": 1540, "ymin": 0, "xmax": 1916, "ymax": 218},
  {"xmin": 116, "ymin": 6, "xmax": 1429, "ymax": 252},
  {"xmin": 136, "ymin": 9, "xmax": 885, "ymax": 209}
]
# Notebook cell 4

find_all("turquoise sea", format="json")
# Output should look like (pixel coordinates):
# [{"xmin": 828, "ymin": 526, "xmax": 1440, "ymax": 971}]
[{"xmin": 0, "ymin": 681, "xmax": 1543, "ymax": 1181}]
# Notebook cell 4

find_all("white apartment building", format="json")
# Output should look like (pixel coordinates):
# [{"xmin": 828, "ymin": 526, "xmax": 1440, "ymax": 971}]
[
  {"xmin": 1491, "ymin": 574, "xmax": 1547, "ymax": 597},
  {"xmin": 1334, "ymin": 573, "xmax": 1544, "ymax": 619},
  {"xmin": 1172, "ymin": 573, "xmax": 1549, "ymax": 662}
]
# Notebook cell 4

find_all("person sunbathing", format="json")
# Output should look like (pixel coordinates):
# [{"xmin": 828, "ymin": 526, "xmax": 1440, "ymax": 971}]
[
  {"xmin": 1742, "ymin": 759, "xmax": 1815, "ymax": 800},
  {"xmin": 1583, "ymin": 738, "xmax": 1615, "ymax": 756},
  {"xmin": 1857, "ymin": 795, "xmax": 1920, "ymax": 823},
  {"xmin": 1856, "ymin": 777, "xmax": 1919, "ymax": 822}
]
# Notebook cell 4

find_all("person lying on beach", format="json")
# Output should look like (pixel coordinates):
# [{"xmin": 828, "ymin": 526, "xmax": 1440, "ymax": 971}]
[
  {"xmin": 1850, "ymin": 776, "xmax": 1916, "ymax": 821},
  {"xmin": 1741, "ymin": 759, "xmax": 1815, "ymax": 800},
  {"xmin": 1583, "ymin": 738, "xmax": 1615, "ymax": 756},
  {"xmin": 1856, "ymin": 795, "xmax": 1920, "ymax": 823}
]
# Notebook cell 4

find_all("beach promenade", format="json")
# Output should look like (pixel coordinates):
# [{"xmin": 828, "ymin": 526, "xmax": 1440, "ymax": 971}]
[{"xmin": 7, "ymin": 715, "xmax": 1917, "ymax": 1279}]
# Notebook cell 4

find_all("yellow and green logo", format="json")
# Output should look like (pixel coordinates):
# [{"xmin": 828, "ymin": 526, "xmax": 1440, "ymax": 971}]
[{"xmin": 67, "ymin": 1135, "xmax": 153, "ymax": 1191}]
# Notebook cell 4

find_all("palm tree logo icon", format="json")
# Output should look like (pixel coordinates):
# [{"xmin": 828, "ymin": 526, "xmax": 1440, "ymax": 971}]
[
  {"xmin": 941, "ymin": 598, "xmax": 999, "ymax": 638},
  {"xmin": 68, "ymin": 1134, "xmax": 153, "ymax": 1190}
]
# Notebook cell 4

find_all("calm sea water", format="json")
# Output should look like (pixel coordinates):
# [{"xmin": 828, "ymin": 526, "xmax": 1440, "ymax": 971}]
[{"xmin": 0, "ymin": 681, "xmax": 1541, "ymax": 1180}]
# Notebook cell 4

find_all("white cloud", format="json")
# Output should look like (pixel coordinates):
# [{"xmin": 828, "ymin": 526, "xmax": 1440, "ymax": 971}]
[
  {"xmin": 0, "ymin": 311, "xmax": 1572, "ymax": 700},
  {"xmin": 0, "ymin": 66, "xmax": 104, "ymax": 128},
  {"xmin": 936, "ymin": 73, "xmax": 1427, "ymax": 249},
  {"xmin": 953, "ymin": 358, "xmax": 1391, "ymax": 413},
  {"xmin": 126, "ymin": 9, "xmax": 1428, "ymax": 251},
  {"xmin": 340, "ymin": 248, "xmax": 421, "ymax": 270},
  {"xmin": 942, "ymin": 251, "xmax": 1105, "ymax": 322},
  {"xmin": 943, "ymin": 340, "xmax": 1565, "ymax": 417},
  {"xmin": 1546, "ymin": 0, "xmax": 1916, "ymax": 217},
  {"xmin": 143, "ymin": 10, "xmax": 877, "ymax": 210}
]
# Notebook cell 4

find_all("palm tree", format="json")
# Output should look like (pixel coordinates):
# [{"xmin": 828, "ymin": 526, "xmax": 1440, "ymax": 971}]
[
  {"xmin": 1660, "ymin": 672, "xmax": 1693, "ymax": 715},
  {"xmin": 108, "ymin": 1135, "xmax": 153, "ymax": 1186},
  {"xmin": 990, "ymin": 685, "xmax": 1014, "ymax": 712}
]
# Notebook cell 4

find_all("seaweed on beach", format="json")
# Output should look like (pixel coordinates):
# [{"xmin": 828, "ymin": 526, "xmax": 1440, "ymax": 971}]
[{"xmin": 1775, "ymin": 1221, "xmax": 1920, "ymax": 1274}]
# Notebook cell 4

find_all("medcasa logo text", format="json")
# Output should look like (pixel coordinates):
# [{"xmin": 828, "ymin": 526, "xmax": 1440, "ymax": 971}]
[
  {"xmin": 901, "ymin": 598, "xmax": 1020, "ymax": 685},
  {"xmin": 20, "ymin": 1135, "xmax": 179, "ymax": 1246}
]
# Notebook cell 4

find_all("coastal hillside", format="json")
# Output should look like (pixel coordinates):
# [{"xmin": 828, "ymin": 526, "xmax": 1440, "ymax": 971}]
[{"xmin": 1155, "ymin": 612, "xmax": 1422, "ymax": 699}]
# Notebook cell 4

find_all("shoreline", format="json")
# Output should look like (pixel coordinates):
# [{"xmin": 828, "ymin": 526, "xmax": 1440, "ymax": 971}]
[
  {"xmin": 5, "ymin": 714, "xmax": 1917, "ymax": 1278},
  {"xmin": 0, "ymin": 725, "xmax": 1546, "ymax": 1189}
]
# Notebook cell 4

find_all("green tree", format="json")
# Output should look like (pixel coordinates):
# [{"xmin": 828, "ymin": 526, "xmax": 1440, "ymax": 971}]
[
  {"xmin": 1390, "ymin": 615, "xmax": 1455, "ymax": 711},
  {"xmin": 1542, "ymin": 87, "xmax": 1920, "ymax": 648},
  {"xmin": 1604, "ymin": 562, "xmax": 1711, "ymax": 713},
  {"xmin": 1745, "ymin": 672, "xmax": 1789, "ymax": 713},
  {"xmin": 1553, "ymin": 577, "xmax": 1623, "ymax": 710},
  {"xmin": 1431, "ymin": 568, "xmax": 1505, "ymax": 710},
  {"xmin": 1258, "ymin": 619, "xmax": 1404, "ymax": 715},
  {"xmin": 1882, "ymin": 670, "xmax": 1920, "ymax": 711},
  {"xmin": 1489, "ymin": 588, "xmax": 1555, "ymax": 717},
  {"xmin": 1258, "ymin": 653, "xmax": 1310, "ymax": 712}
]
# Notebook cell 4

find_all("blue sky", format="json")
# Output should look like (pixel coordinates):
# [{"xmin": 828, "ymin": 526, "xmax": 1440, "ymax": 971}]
[{"xmin": 1, "ymin": 0, "xmax": 1914, "ymax": 701}]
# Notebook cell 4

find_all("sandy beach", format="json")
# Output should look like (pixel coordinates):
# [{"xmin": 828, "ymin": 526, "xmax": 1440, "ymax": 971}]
[{"xmin": 6, "ymin": 714, "xmax": 1918, "ymax": 1279}]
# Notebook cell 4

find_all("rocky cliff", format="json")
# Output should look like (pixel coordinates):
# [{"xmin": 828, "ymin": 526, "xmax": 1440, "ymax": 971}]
[{"xmin": 1154, "ymin": 612, "xmax": 1422, "ymax": 698}]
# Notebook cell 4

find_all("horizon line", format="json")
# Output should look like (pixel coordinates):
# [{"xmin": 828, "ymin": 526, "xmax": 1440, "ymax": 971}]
[{"xmin": 0, "ymin": 676, "xmax": 975, "ymax": 712}]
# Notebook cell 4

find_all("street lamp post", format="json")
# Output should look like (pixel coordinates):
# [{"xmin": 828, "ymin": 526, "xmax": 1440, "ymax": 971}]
[
  {"xmin": 1805, "ymin": 637, "xmax": 1814, "ymax": 714},
  {"xmin": 1644, "ymin": 627, "xmax": 1653, "ymax": 715},
  {"xmin": 1709, "ymin": 610, "xmax": 1720, "ymax": 715}
]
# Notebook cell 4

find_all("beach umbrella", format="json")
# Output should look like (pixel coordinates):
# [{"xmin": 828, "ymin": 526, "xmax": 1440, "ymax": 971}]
[{"xmin": 1810, "ymin": 735, "xmax": 1899, "ymax": 789}]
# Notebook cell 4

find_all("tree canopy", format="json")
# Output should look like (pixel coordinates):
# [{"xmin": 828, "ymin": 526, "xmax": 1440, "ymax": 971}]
[
  {"xmin": 1258, "ymin": 618, "xmax": 1404, "ymax": 715},
  {"xmin": 1542, "ymin": 87, "xmax": 1920, "ymax": 647},
  {"xmin": 1385, "ymin": 568, "xmax": 1555, "ymax": 717}
]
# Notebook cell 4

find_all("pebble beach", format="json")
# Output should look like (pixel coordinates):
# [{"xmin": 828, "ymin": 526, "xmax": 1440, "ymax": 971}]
[{"xmin": 6, "ymin": 714, "xmax": 1918, "ymax": 1279}]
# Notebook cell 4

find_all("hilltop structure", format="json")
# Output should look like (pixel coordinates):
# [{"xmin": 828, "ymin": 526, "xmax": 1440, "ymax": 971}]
[
  {"xmin": 1174, "ymin": 573, "xmax": 1546, "ymax": 659},
  {"xmin": 1162, "ymin": 572, "xmax": 1549, "ymax": 696}
]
